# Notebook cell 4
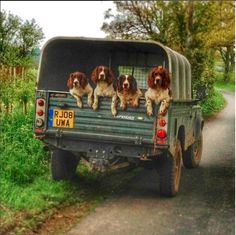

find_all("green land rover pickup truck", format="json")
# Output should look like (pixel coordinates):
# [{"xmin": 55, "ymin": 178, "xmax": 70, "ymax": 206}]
[{"xmin": 34, "ymin": 37, "xmax": 204, "ymax": 197}]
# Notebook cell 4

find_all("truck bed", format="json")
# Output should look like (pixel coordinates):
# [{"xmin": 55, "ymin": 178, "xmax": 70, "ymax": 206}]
[{"xmin": 46, "ymin": 92, "xmax": 156, "ymax": 147}]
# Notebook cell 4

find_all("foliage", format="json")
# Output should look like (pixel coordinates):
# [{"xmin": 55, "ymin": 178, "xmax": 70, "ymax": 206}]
[
  {"xmin": 214, "ymin": 69, "xmax": 235, "ymax": 92},
  {"xmin": 102, "ymin": 1, "xmax": 235, "ymax": 100},
  {"xmin": 0, "ymin": 68, "xmax": 37, "ymax": 115},
  {"xmin": 0, "ymin": 109, "xmax": 49, "ymax": 185},
  {"xmin": 200, "ymin": 89, "xmax": 226, "ymax": 118},
  {"xmin": 0, "ymin": 10, "xmax": 44, "ymax": 67},
  {"xmin": 203, "ymin": 2, "xmax": 235, "ymax": 82}
]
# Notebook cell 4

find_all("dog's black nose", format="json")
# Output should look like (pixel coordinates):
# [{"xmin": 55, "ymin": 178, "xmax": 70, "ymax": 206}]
[{"xmin": 99, "ymin": 74, "xmax": 105, "ymax": 80}]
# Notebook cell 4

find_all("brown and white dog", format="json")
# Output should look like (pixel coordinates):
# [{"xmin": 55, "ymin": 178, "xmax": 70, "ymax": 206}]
[
  {"xmin": 117, "ymin": 74, "xmax": 143, "ymax": 110},
  {"xmin": 91, "ymin": 65, "xmax": 117, "ymax": 116},
  {"xmin": 145, "ymin": 66, "xmax": 172, "ymax": 116},
  {"xmin": 67, "ymin": 71, "xmax": 93, "ymax": 108}
]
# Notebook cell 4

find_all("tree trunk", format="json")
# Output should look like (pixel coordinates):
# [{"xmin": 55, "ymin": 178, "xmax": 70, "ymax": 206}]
[
  {"xmin": 23, "ymin": 101, "xmax": 28, "ymax": 115},
  {"xmin": 219, "ymin": 46, "xmax": 231, "ymax": 83},
  {"xmin": 224, "ymin": 46, "xmax": 230, "ymax": 82}
]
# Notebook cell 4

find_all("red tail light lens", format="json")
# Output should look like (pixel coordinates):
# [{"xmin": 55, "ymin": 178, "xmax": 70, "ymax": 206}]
[
  {"xmin": 35, "ymin": 128, "xmax": 43, "ymax": 134},
  {"xmin": 159, "ymin": 119, "xmax": 166, "ymax": 127},
  {"xmin": 157, "ymin": 129, "xmax": 167, "ymax": 139},
  {"xmin": 37, "ymin": 110, "xmax": 44, "ymax": 116},
  {"xmin": 37, "ymin": 99, "xmax": 45, "ymax": 106}
]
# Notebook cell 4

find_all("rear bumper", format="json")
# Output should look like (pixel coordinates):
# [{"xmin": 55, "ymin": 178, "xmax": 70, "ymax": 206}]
[{"xmin": 37, "ymin": 129, "xmax": 169, "ymax": 159}]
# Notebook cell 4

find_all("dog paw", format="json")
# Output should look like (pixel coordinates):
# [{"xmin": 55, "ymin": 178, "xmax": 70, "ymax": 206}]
[
  {"xmin": 77, "ymin": 101, "xmax": 83, "ymax": 108},
  {"xmin": 120, "ymin": 104, "xmax": 126, "ymax": 110},
  {"xmin": 112, "ymin": 108, "xmax": 117, "ymax": 116},
  {"xmin": 92, "ymin": 102, "xmax": 98, "ymax": 111},
  {"xmin": 147, "ymin": 108, "xmax": 153, "ymax": 116},
  {"xmin": 88, "ymin": 99, "xmax": 93, "ymax": 107},
  {"xmin": 132, "ymin": 102, "xmax": 139, "ymax": 108},
  {"xmin": 159, "ymin": 100, "xmax": 168, "ymax": 115}
]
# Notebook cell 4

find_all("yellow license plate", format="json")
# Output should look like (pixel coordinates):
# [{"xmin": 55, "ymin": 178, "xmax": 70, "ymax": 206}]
[{"xmin": 53, "ymin": 109, "xmax": 74, "ymax": 128}]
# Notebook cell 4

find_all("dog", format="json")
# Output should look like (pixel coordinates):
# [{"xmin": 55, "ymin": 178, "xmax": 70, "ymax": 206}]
[
  {"xmin": 117, "ymin": 74, "xmax": 143, "ymax": 110},
  {"xmin": 145, "ymin": 66, "xmax": 172, "ymax": 116},
  {"xmin": 67, "ymin": 71, "xmax": 93, "ymax": 108},
  {"xmin": 91, "ymin": 65, "xmax": 117, "ymax": 116}
]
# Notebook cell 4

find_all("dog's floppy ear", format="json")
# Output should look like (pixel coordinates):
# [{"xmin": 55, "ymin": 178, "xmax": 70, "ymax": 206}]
[
  {"xmin": 161, "ymin": 68, "xmax": 171, "ymax": 89},
  {"xmin": 67, "ymin": 73, "xmax": 74, "ymax": 89},
  {"xmin": 107, "ymin": 68, "xmax": 114, "ymax": 85},
  {"xmin": 117, "ymin": 75, "xmax": 123, "ymax": 92},
  {"xmin": 147, "ymin": 68, "xmax": 156, "ymax": 89},
  {"xmin": 131, "ymin": 76, "xmax": 137, "ymax": 91},
  {"xmin": 80, "ymin": 73, "xmax": 88, "ymax": 89},
  {"xmin": 91, "ymin": 66, "xmax": 99, "ymax": 84}
]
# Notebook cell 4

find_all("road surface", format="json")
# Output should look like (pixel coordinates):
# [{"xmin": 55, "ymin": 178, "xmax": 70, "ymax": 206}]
[{"xmin": 67, "ymin": 91, "xmax": 235, "ymax": 235}]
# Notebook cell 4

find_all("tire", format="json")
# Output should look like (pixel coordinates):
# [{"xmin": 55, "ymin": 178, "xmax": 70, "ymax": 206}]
[
  {"xmin": 51, "ymin": 149, "xmax": 79, "ymax": 181},
  {"xmin": 159, "ymin": 140, "xmax": 182, "ymax": 197},
  {"xmin": 183, "ymin": 133, "xmax": 203, "ymax": 169}
]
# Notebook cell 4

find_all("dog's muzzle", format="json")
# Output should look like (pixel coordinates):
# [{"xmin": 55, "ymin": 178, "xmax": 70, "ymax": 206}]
[
  {"xmin": 99, "ymin": 73, "xmax": 105, "ymax": 80},
  {"xmin": 154, "ymin": 76, "xmax": 161, "ymax": 85},
  {"xmin": 123, "ymin": 83, "xmax": 129, "ymax": 90}
]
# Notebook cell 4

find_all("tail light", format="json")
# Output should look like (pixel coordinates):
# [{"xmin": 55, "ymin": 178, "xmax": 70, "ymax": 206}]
[
  {"xmin": 155, "ymin": 104, "xmax": 169, "ymax": 145},
  {"xmin": 157, "ymin": 129, "xmax": 167, "ymax": 138},
  {"xmin": 37, "ymin": 110, "xmax": 44, "ymax": 116},
  {"xmin": 159, "ymin": 119, "xmax": 166, "ymax": 127},
  {"xmin": 37, "ymin": 99, "xmax": 45, "ymax": 106},
  {"xmin": 35, "ymin": 97, "xmax": 46, "ymax": 133}
]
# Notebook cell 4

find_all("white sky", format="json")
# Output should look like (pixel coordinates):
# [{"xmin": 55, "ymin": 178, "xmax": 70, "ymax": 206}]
[{"xmin": 1, "ymin": 1, "xmax": 115, "ymax": 48}]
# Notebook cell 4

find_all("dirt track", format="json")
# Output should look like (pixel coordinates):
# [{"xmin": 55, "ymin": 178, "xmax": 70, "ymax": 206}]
[{"xmin": 67, "ymin": 91, "xmax": 235, "ymax": 235}]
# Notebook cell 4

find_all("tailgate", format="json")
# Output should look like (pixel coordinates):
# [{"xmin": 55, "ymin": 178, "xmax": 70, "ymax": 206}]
[{"xmin": 46, "ymin": 92, "xmax": 156, "ymax": 146}]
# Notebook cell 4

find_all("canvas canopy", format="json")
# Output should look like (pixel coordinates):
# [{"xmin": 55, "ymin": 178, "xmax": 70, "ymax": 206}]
[{"xmin": 37, "ymin": 37, "xmax": 192, "ymax": 100}]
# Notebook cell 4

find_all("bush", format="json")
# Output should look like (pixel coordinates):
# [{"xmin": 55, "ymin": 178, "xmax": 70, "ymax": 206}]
[
  {"xmin": 200, "ymin": 89, "xmax": 226, "ymax": 117},
  {"xmin": 0, "ymin": 108, "xmax": 49, "ymax": 185}
]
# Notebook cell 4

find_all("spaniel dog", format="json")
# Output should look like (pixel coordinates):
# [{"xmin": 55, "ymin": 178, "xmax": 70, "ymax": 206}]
[
  {"xmin": 67, "ymin": 71, "xmax": 93, "ymax": 108},
  {"xmin": 91, "ymin": 65, "xmax": 117, "ymax": 116},
  {"xmin": 117, "ymin": 74, "xmax": 143, "ymax": 110},
  {"xmin": 145, "ymin": 66, "xmax": 172, "ymax": 116}
]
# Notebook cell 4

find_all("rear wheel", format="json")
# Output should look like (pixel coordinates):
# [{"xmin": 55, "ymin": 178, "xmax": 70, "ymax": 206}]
[
  {"xmin": 159, "ymin": 140, "xmax": 182, "ymax": 197},
  {"xmin": 183, "ymin": 133, "xmax": 203, "ymax": 169},
  {"xmin": 51, "ymin": 149, "xmax": 79, "ymax": 181}
]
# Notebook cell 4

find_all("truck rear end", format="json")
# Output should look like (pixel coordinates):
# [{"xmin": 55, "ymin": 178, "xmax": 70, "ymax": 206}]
[{"xmin": 34, "ymin": 37, "xmax": 203, "ymax": 197}]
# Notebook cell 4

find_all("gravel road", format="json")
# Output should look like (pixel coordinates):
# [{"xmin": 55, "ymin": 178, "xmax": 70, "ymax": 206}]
[{"xmin": 67, "ymin": 91, "xmax": 235, "ymax": 235}]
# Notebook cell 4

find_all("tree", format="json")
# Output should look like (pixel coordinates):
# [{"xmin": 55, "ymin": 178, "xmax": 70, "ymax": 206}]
[
  {"xmin": 102, "ymin": 1, "xmax": 234, "ymax": 98},
  {"xmin": 0, "ymin": 11, "xmax": 21, "ymax": 65},
  {"xmin": 0, "ymin": 11, "xmax": 44, "ymax": 114},
  {"xmin": 203, "ymin": 2, "xmax": 235, "ymax": 82},
  {"xmin": 0, "ymin": 10, "xmax": 44, "ymax": 67}
]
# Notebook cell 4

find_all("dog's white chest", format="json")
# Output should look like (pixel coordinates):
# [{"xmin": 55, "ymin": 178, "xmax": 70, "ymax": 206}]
[{"xmin": 148, "ymin": 88, "xmax": 169, "ymax": 103}]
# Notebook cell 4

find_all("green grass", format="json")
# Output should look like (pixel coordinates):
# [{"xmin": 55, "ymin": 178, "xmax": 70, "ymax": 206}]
[
  {"xmin": 215, "ymin": 80, "xmax": 235, "ymax": 92},
  {"xmin": 200, "ymin": 89, "xmax": 226, "ymax": 118},
  {"xmin": 214, "ymin": 71, "xmax": 235, "ymax": 92},
  {"xmin": 200, "ymin": 69, "xmax": 234, "ymax": 118},
  {"xmin": 0, "ymin": 108, "xmax": 137, "ymax": 234}
]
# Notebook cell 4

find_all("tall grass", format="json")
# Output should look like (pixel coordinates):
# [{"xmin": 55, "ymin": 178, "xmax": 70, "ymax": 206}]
[{"xmin": 0, "ymin": 109, "xmax": 48, "ymax": 185}]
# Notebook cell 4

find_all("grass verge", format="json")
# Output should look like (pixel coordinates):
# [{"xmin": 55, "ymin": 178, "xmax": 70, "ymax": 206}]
[{"xmin": 200, "ymin": 89, "xmax": 226, "ymax": 118}]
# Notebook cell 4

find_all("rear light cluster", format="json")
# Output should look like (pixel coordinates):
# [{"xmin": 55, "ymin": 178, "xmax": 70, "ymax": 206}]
[
  {"xmin": 156, "ymin": 104, "xmax": 169, "ymax": 145},
  {"xmin": 35, "ymin": 98, "xmax": 46, "ymax": 133}
]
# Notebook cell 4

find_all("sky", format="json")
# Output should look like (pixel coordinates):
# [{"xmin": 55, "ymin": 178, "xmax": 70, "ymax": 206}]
[{"xmin": 1, "ymin": 1, "xmax": 115, "ymax": 48}]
